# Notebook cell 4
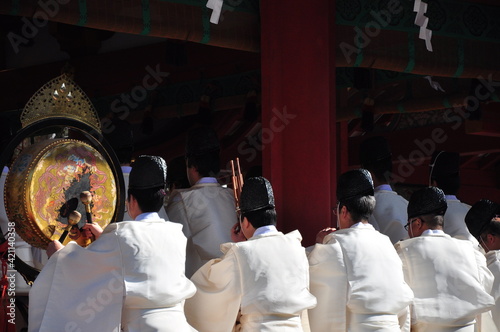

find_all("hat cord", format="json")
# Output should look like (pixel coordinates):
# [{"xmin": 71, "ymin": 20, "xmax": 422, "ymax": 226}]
[{"xmin": 428, "ymin": 150, "xmax": 445, "ymax": 186}]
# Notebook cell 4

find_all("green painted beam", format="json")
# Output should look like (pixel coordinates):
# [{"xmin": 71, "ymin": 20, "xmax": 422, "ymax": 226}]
[{"xmin": 337, "ymin": 0, "xmax": 500, "ymax": 44}]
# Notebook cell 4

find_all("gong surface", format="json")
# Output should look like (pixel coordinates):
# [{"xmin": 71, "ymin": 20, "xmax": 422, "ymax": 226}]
[{"xmin": 5, "ymin": 139, "xmax": 117, "ymax": 248}]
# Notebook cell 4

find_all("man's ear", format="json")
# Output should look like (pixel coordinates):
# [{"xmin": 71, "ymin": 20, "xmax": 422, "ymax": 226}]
[
  {"xmin": 241, "ymin": 216, "xmax": 250, "ymax": 230},
  {"xmin": 340, "ymin": 205, "xmax": 348, "ymax": 218},
  {"xmin": 416, "ymin": 217, "xmax": 425, "ymax": 230},
  {"xmin": 128, "ymin": 194, "xmax": 138, "ymax": 208}
]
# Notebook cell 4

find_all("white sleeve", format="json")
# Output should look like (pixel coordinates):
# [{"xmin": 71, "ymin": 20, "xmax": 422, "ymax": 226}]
[
  {"xmin": 307, "ymin": 237, "xmax": 348, "ymax": 332},
  {"xmin": 185, "ymin": 248, "xmax": 242, "ymax": 332}
]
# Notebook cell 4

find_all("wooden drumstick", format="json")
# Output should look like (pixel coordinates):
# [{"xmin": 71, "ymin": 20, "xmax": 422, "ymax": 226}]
[
  {"xmin": 59, "ymin": 211, "xmax": 81, "ymax": 243},
  {"xmin": 79, "ymin": 191, "xmax": 94, "ymax": 247},
  {"xmin": 80, "ymin": 191, "xmax": 93, "ymax": 224}
]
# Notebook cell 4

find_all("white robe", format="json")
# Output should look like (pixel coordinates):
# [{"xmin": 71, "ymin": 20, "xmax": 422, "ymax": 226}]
[
  {"xmin": 166, "ymin": 182, "xmax": 236, "ymax": 277},
  {"xmin": 444, "ymin": 197, "xmax": 478, "ymax": 246},
  {"xmin": 486, "ymin": 250, "xmax": 500, "ymax": 330},
  {"xmin": 369, "ymin": 186, "xmax": 408, "ymax": 244},
  {"xmin": 185, "ymin": 229, "xmax": 317, "ymax": 332},
  {"xmin": 395, "ymin": 231, "xmax": 495, "ymax": 332},
  {"xmin": 28, "ymin": 214, "xmax": 197, "ymax": 332},
  {"xmin": 308, "ymin": 223, "xmax": 414, "ymax": 332},
  {"xmin": 0, "ymin": 167, "xmax": 36, "ymax": 296}
]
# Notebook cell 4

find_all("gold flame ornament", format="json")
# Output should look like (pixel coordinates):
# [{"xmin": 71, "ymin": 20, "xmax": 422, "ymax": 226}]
[{"xmin": 20, "ymin": 73, "xmax": 101, "ymax": 133}]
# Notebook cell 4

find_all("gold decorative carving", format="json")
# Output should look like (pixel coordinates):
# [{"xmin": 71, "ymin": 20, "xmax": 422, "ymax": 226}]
[{"xmin": 20, "ymin": 74, "xmax": 101, "ymax": 133}]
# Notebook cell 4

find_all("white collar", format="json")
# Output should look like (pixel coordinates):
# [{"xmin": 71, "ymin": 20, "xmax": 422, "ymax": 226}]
[
  {"xmin": 350, "ymin": 222, "xmax": 374, "ymax": 229},
  {"xmin": 135, "ymin": 212, "xmax": 161, "ymax": 221},
  {"xmin": 253, "ymin": 225, "xmax": 278, "ymax": 237},
  {"xmin": 422, "ymin": 229, "xmax": 445, "ymax": 235},
  {"xmin": 445, "ymin": 195, "xmax": 458, "ymax": 201},
  {"xmin": 121, "ymin": 165, "xmax": 132, "ymax": 173},
  {"xmin": 196, "ymin": 177, "xmax": 218, "ymax": 184},
  {"xmin": 375, "ymin": 184, "xmax": 392, "ymax": 192}
]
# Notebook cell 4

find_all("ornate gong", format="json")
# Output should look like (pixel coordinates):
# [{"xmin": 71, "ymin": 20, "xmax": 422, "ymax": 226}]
[
  {"xmin": 5, "ymin": 139, "xmax": 117, "ymax": 249},
  {"xmin": 0, "ymin": 72, "xmax": 125, "ymax": 283}
]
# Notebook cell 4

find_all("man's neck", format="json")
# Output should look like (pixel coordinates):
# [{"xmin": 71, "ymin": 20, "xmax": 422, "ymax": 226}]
[
  {"xmin": 372, "ymin": 177, "xmax": 387, "ymax": 188},
  {"xmin": 187, "ymin": 167, "xmax": 202, "ymax": 186}
]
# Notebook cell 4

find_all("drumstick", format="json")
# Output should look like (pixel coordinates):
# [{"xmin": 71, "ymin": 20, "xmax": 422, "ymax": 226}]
[
  {"xmin": 79, "ymin": 191, "xmax": 94, "ymax": 247},
  {"xmin": 59, "ymin": 211, "xmax": 81, "ymax": 243},
  {"xmin": 80, "ymin": 191, "xmax": 93, "ymax": 224}
]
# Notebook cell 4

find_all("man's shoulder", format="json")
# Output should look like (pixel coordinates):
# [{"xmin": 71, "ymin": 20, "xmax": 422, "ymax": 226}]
[
  {"xmin": 173, "ymin": 186, "xmax": 235, "ymax": 209},
  {"xmin": 446, "ymin": 199, "xmax": 471, "ymax": 211},
  {"xmin": 250, "ymin": 229, "xmax": 301, "ymax": 240},
  {"xmin": 486, "ymin": 250, "xmax": 500, "ymax": 266},
  {"xmin": 113, "ymin": 219, "xmax": 182, "ymax": 232},
  {"xmin": 171, "ymin": 184, "xmax": 232, "ymax": 197},
  {"xmin": 375, "ymin": 190, "xmax": 408, "ymax": 205},
  {"xmin": 326, "ymin": 227, "xmax": 389, "ymax": 247},
  {"xmin": 398, "ymin": 233, "xmax": 471, "ymax": 250}
]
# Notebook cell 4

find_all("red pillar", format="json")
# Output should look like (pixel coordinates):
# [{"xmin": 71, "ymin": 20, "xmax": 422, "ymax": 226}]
[{"xmin": 261, "ymin": 0, "xmax": 337, "ymax": 246}]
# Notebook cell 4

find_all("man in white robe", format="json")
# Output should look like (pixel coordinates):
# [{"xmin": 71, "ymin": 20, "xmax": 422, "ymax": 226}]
[
  {"xmin": 185, "ymin": 177, "xmax": 317, "ymax": 332},
  {"xmin": 429, "ymin": 151, "xmax": 477, "ymax": 245},
  {"xmin": 465, "ymin": 199, "xmax": 500, "ymax": 331},
  {"xmin": 104, "ymin": 119, "xmax": 169, "ymax": 221},
  {"xmin": 28, "ymin": 155, "xmax": 197, "ymax": 332},
  {"xmin": 166, "ymin": 126, "xmax": 236, "ymax": 277},
  {"xmin": 122, "ymin": 164, "xmax": 169, "ymax": 221},
  {"xmin": 308, "ymin": 169, "xmax": 414, "ymax": 332},
  {"xmin": 396, "ymin": 187, "xmax": 495, "ymax": 332},
  {"xmin": 359, "ymin": 136, "xmax": 408, "ymax": 244}
]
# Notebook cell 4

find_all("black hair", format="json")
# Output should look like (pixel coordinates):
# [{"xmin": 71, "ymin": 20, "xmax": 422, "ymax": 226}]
[
  {"xmin": 115, "ymin": 147, "xmax": 133, "ymax": 165},
  {"xmin": 362, "ymin": 157, "xmax": 393, "ymax": 183},
  {"xmin": 340, "ymin": 195, "xmax": 376, "ymax": 223},
  {"xmin": 127, "ymin": 186, "xmax": 165, "ymax": 213},
  {"xmin": 186, "ymin": 151, "xmax": 220, "ymax": 177},
  {"xmin": 167, "ymin": 155, "xmax": 190, "ymax": 190},
  {"xmin": 482, "ymin": 219, "xmax": 500, "ymax": 237},
  {"xmin": 432, "ymin": 174, "xmax": 460, "ymax": 195},
  {"xmin": 242, "ymin": 208, "xmax": 277, "ymax": 230}
]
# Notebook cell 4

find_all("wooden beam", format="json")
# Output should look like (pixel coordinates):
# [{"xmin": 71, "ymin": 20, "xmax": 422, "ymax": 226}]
[
  {"xmin": 350, "ymin": 123, "xmax": 500, "ymax": 167},
  {"xmin": 0, "ymin": 42, "xmax": 260, "ymax": 114}
]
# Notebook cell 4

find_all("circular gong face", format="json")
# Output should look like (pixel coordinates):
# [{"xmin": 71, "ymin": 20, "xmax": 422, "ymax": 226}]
[{"xmin": 5, "ymin": 139, "xmax": 117, "ymax": 249}]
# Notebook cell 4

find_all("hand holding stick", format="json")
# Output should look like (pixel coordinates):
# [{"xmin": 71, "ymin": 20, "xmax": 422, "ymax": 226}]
[
  {"xmin": 80, "ymin": 191, "xmax": 93, "ymax": 223},
  {"xmin": 59, "ymin": 211, "xmax": 81, "ymax": 243},
  {"xmin": 79, "ymin": 191, "xmax": 94, "ymax": 247}
]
